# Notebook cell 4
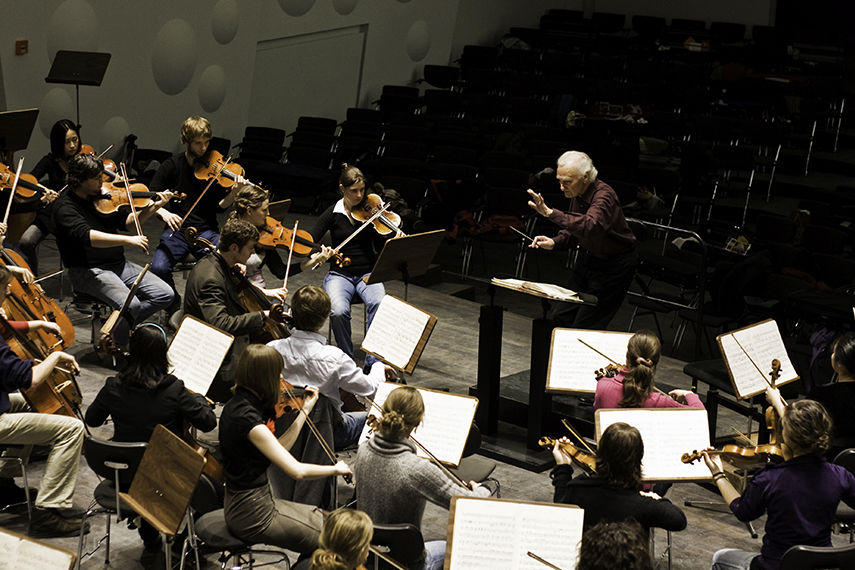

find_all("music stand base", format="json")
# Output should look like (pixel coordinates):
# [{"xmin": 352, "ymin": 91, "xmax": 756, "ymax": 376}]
[{"xmin": 476, "ymin": 420, "xmax": 555, "ymax": 472}]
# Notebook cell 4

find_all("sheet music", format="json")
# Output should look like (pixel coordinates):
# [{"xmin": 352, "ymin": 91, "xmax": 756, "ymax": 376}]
[
  {"xmin": 718, "ymin": 320, "xmax": 798, "ymax": 399},
  {"xmin": 448, "ymin": 497, "xmax": 583, "ymax": 570},
  {"xmin": 0, "ymin": 531, "xmax": 19, "ymax": 570},
  {"xmin": 491, "ymin": 278, "xmax": 582, "ymax": 302},
  {"xmin": 167, "ymin": 315, "xmax": 234, "ymax": 395},
  {"xmin": 361, "ymin": 296, "xmax": 431, "ymax": 370},
  {"xmin": 0, "ymin": 529, "xmax": 73, "ymax": 570},
  {"xmin": 358, "ymin": 382, "xmax": 477, "ymax": 466},
  {"xmin": 546, "ymin": 329, "xmax": 633, "ymax": 393},
  {"xmin": 596, "ymin": 409, "xmax": 711, "ymax": 481}
]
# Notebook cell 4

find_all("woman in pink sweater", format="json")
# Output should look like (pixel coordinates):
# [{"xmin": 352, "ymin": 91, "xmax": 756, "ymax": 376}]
[{"xmin": 593, "ymin": 330, "xmax": 705, "ymax": 410}]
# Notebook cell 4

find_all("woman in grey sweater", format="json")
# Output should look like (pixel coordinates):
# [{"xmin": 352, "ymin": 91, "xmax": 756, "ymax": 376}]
[{"xmin": 354, "ymin": 386, "xmax": 491, "ymax": 570}]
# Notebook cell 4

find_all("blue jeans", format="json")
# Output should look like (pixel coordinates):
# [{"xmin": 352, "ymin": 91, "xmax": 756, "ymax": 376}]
[
  {"xmin": 323, "ymin": 271, "xmax": 384, "ymax": 366},
  {"xmin": 333, "ymin": 411, "xmax": 367, "ymax": 450},
  {"xmin": 711, "ymin": 548, "xmax": 758, "ymax": 570},
  {"xmin": 152, "ymin": 227, "xmax": 219, "ymax": 290},
  {"xmin": 68, "ymin": 261, "xmax": 174, "ymax": 344},
  {"xmin": 421, "ymin": 540, "xmax": 446, "ymax": 570}
]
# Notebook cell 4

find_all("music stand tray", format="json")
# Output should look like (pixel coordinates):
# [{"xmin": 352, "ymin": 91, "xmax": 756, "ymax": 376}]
[
  {"xmin": 365, "ymin": 230, "xmax": 444, "ymax": 298},
  {"xmin": 0, "ymin": 108, "xmax": 39, "ymax": 154},
  {"xmin": 45, "ymin": 50, "xmax": 111, "ymax": 124}
]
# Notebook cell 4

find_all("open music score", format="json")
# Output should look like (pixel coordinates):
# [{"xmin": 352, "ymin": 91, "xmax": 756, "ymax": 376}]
[
  {"xmin": 359, "ymin": 382, "xmax": 478, "ymax": 467},
  {"xmin": 717, "ymin": 319, "xmax": 798, "ymax": 399},
  {"xmin": 546, "ymin": 329, "xmax": 632, "ymax": 393},
  {"xmin": 446, "ymin": 497, "xmax": 583, "ymax": 570},
  {"xmin": 360, "ymin": 295, "xmax": 437, "ymax": 373},
  {"xmin": 0, "ymin": 527, "xmax": 75, "ymax": 570},
  {"xmin": 491, "ymin": 278, "xmax": 582, "ymax": 303},
  {"xmin": 595, "ymin": 408, "xmax": 712, "ymax": 481},
  {"xmin": 167, "ymin": 315, "xmax": 234, "ymax": 395}
]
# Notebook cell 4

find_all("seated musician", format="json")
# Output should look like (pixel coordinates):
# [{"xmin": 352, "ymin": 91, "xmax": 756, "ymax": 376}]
[
  {"xmin": 85, "ymin": 323, "xmax": 216, "ymax": 551},
  {"xmin": 354, "ymin": 386, "xmax": 491, "ymax": 570},
  {"xmin": 593, "ymin": 330, "xmax": 704, "ymax": 410},
  {"xmin": 704, "ymin": 396, "xmax": 855, "ymax": 570},
  {"xmin": 219, "ymin": 345, "xmax": 351, "ymax": 556},
  {"xmin": 808, "ymin": 332, "xmax": 855, "ymax": 459},
  {"xmin": 551, "ymin": 422, "xmax": 687, "ymax": 532},
  {"xmin": 267, "ymin": 285, "xmax": 396, "ymax": 450},
  {"xmin": 302, "ymin": 508, "xmax": 373, "ymax": 570},
  {"xmin": 53, "ymin": 153, "xmax": 175, "ymax": 346},
  {"xmin": 576, "ymin": 520, "xmax": 653, "ymax": 570},
  {"xmin": 149, "ymin": 116, "xmax": 240, "ymax": 310},
  {"xmin": 311, "ymin": 164, "xmax": 388, "ymax": 370},
  {"xmin": 0, "ymin": 265, "xmax": 87, "ymax": 536},
  {"xmin": 230, "ymin": 185, "xmax": 331, "ymax": 302}
]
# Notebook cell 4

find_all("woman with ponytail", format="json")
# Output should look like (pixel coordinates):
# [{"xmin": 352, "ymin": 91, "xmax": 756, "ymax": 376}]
[
  {"xmin": 354, "ymin": 387, "xmax": 491, "ymax": 570},
  {"xmin": 307, "ymin": 508, "xmax": 372, "ymax": 570},
  {"xmin": 704, "ymin": 398, "xmax": 855, "ymax": 570},
  {"xmin": 593, "ymin": 330, "xmax": 704, "ymax": 410}
]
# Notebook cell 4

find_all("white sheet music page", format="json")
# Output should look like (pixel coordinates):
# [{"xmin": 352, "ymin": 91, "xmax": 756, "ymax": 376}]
[
  {"xmin": 596, "ymin": 409, "xmax": 711, "ymax": 481},
  {"xmin": 358, "ymin": 382, "xmax": 477, "ymax": 466},
  {"xmin": 0, "ymin": 531, "xmax": 19, "ymax": 570},
  {"xmin": 547, "ymin": 329, "xmax": 633, "ymax": 393},
  {"xmin": 718, "ymin": 319, "xmax": 798, "ymax": 399},
  {"xmin": 361, "ymin": 295, "xmax": 430, "ymax": 370},
  {"xmin": 15, "ymin": 539, "xmax": 73, "ymax": 570},
  {"xmin": 447, "ymin": 497, "xmax": 583, "ymax": 570},
  {"xmin": 167, "ymin": 315, "xmax": 234, "ymax": 395}
]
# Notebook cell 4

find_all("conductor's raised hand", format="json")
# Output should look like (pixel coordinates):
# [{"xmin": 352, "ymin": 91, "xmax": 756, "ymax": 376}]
[
  {"xmin": 530, "ymin": 235, "xmax": 555, "ymax": 250},
  {"xmin": 527, "ymin": 189, "xmax": 553, "ymax": 217}
]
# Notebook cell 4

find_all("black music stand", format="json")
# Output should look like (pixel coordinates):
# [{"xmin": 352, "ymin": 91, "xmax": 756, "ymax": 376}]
[
  {"xmin": 365, "ymin": 230, "xmax": 444, "ymax": 300},
  {"xmin": 0, "ymin": 108, "xmax": 39, "ymax": 156},
  {"xmin": 45, "ymin": 50, "xmax": 111, "ymax": 125}
]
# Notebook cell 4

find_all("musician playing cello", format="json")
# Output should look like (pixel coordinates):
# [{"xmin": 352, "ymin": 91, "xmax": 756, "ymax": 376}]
[
  {"xmin": 0, "ymin": 264, "xmax": 86, "ymax": 536},
  {"xmin": 149, "ymin": 116, "xmax": 240, "ymax": 311},
  {"xmin": 53, "ymin": 154, "xmax": 174, "ymax": 346}
]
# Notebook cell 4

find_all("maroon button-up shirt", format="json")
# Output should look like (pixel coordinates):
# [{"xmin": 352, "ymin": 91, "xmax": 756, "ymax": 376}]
[{"xmin": 547, "ymin": 179, "xmax": 636, "ymax": 257}]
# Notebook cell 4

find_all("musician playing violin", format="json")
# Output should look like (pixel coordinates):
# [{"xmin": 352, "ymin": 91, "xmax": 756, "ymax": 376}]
[
  {"xmin": 703, "ymin": 398, "xmax": 855, "ymax": 570},
  {"xmin": 149, "ymin": 116, "xmax": 240, "ymax": 308},
  {"xmin": 551, "ymin": 422, "xmax": 686, "ymax": 533},
  {"xmin": 311, "ymin": 164, "xmax": 388, "ymax": 369},
  {"xmin": 0, "ymin": 264, "xmax": 87, "ymax": 537},
  {"xmin": 231, "ymin": 185, "xmax": 332, "ymax": 302},
  {"xmin": 14, "ymin": 119, "xmax": 71, "ymax": 273},
  {"xmin": 53, "ymin": 154, "xmax": 174, "ymax": 346},
  {"xmin": 84, "ymin": 323, "xmax": 216, "ymax": 552}
]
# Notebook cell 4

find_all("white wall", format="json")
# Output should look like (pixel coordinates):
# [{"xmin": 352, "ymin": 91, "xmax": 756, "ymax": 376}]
[{"xmin": 0, "ymin": 0, "xmax": 460, "ymax": 165}]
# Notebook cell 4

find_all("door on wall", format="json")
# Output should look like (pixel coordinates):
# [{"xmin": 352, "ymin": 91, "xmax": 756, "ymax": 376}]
[{"xmin": 247, "ymin": 24, "xmax": 367, "ymax": 134}]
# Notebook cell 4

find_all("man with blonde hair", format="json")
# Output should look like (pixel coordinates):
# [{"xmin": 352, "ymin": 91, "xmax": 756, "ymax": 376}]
[{"xmin": 527, "ymin": 151, "xmax": 636, "ymax": 329}]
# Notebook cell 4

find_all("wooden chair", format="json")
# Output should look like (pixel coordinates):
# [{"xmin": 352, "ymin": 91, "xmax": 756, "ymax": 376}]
[{"xmin": 119, "ymin": 424, "xmax": 206, "ymax": 570}]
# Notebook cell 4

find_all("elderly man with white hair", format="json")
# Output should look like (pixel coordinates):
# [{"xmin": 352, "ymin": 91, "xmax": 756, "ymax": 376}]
[{"xmin": 527, "ymin": 151, "xmax": 637, "ymax": 329}]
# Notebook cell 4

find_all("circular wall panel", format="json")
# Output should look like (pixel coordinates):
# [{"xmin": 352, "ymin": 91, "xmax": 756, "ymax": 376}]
[
  {"xmin": 151, "ymin": 19, "xmax": 198, "ymax": 95},
  {"xmin": 332, "ymin": 0, "xmax": 358, "ymax": 15},
  {"xmin": 99, "ymin": 116, "xmax": 131, "ymax": 156},
  {"xmin": 212, "ymin": 0, "xmax": 240, "ymax": 44},
  {"xmin": 46, "ymin": 0, "xmax": 99, "ymax": 61},
  {"xmin": 198, "ymin": 65, "xmax": 227, "ymax": 112},
  {"xmin": 406, "ymin": 20, "xmax": 431, "ymax": 62},
  {"xmin": 278, "ymin": 0, "xmax": 315, "ymax": 17},
  {"xmin": 38, "ymin": 88, "xmax": 75, "ymax": 137}
]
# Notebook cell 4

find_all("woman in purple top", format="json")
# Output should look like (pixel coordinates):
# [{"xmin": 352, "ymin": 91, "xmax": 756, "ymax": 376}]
[
  {"xmin": 704, "ymin": 395, "xmax": 855, "ymax": 570},
  {"xmin": 593, "ymin": 330, "xmax": 705, "ymax": 410}
]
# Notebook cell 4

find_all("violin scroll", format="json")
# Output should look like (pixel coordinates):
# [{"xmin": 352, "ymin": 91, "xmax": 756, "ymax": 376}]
[{"xmin": 594, "ymin": 363, "xmax": 620, "ymax": 380}]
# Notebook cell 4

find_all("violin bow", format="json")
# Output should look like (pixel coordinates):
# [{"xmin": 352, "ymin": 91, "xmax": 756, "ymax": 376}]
[
  {"xmin": 281, "ymin": 383, "xmax": 352, "ymax": 484},
  {"xmin": 366, "ymin": 399, "xmax": 469, "ymax": 488},
  {"xmin": 577, "ymin": 338, "xmax": 668, "ymax": 396},
  {"xmin": 527, "ymin": 551, "xmax": 564, "ymax": 570},
  {"xmin": 561, "ymin": 418, "xmax": 596, "ymax": 455},
  {"xmin": 2, "ymin": 157, "xmax": 24, "ymax": 225},
  {"xmin": 119, "ymin": 163, "xmax": 148, "ymax": 254},
  {"xmin": 731, "ymin": 336, "xmax": 787, "ymax": 405},
  {"xmin": 281, "ymin": 220, "xmax": 298, "ymax": 291},
  {"xmin": 316, "ymin": 203, "xmax": 390, "ymax": 271},
  {"xmin": 171, "ymin": 155, "xmax": 232, "ymax": 237}
]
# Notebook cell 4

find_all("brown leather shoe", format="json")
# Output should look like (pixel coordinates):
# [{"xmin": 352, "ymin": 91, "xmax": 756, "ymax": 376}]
[{"xmin": 32, "ymin": 507, "xmax": 90, "ymax": 537}]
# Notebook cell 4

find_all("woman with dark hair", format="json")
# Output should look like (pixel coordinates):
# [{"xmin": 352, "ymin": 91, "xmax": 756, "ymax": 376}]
[
  {"xmin": 551, "ymin": 422, "xmax": 686, "ymax": 532},
  {"xmin": 17, "ymin": 119, "xmax": 76, "ymax": 273},
  {"xmin": 85, "ymin": 323, "xmax": 217, "ymax": 551},
  {"xmin": 808, "ymin": 332, "xmax": 855, "ymax": 459},
  {"xmin": 219, "ymin": 344, "xmax": 351, "ymax": 556},
  {"xmin": 593, "ymin": 330, "xmax": 704, "ymax": 410},
  {"xmin": 705, "ymin": 396, "xmax": 855, "ymax": 570},
  {"xmin": 310, "ymin": 164, "xmax": 388, "ymax": 368},
  {"xmin": 354, "ymin": 386, "xmax": 491, "ymax": 570}
]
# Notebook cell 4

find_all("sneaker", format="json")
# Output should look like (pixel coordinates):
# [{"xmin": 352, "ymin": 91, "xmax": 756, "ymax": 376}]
[{"xmin": 32, "ymin": 507, "xmax": 90, "ymax": 537}]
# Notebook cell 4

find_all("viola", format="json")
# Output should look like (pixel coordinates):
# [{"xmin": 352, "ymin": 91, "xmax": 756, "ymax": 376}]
[
  {"xmin": 184, "ymin": 227, "xmax": 289, "ymax": 343},
  {"xmin": 348, "ymin": 194, "xmax": 404, "ymax": 237},
  {"xmin": 0, "ymin": 162, "xmax": 55, "ymax": 202},
  {"xmin": 539, "ymin": 436, "xmax": 598, "ymax": 474},
  {"xmin": 193, "ymin": 149, "xmax": 250, "ymax": 189},
  {"xmin": 257, "ymin": 216, "xmax": 350, "ymax": 267},
  {"xmin": 93, "ymin": 180, "xmax": 184, "ymax": 215}
]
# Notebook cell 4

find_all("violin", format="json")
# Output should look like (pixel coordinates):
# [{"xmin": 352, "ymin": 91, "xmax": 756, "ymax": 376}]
[
  {"xmin": 93, "ymin": 180, "xmax": 184, "ymax": 215},
  {"xmin": 78, "ymin": 143, "xmax": 118, "ymax": 179},
  {"xmin": 594, "ymin": 363, "xmax": 620, "ymax": 380},
  {"xmin": 193, "ymin": 149, "xmax": 251, "ymax": 189},
  {"xmin": 539, "ymin": 436, "xmax": 598, "ymax": 474},
  {"xmin": 0, "ymin": 162, "xmax": 55, "ymax": 202},
  {"xmin": 681, "ymin": 446, "xmax": 765, "ymax": 469},
  {"xmin": 257, "ymin": 216, "xmax": 350, "ymax": 267},
  {"xmin": 348, "ymin": 194, "xmax": 404, "ymax": 237},
  {"xmin": 184, "ymin": 227, "xmax": 289, "ymax": 343}
]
